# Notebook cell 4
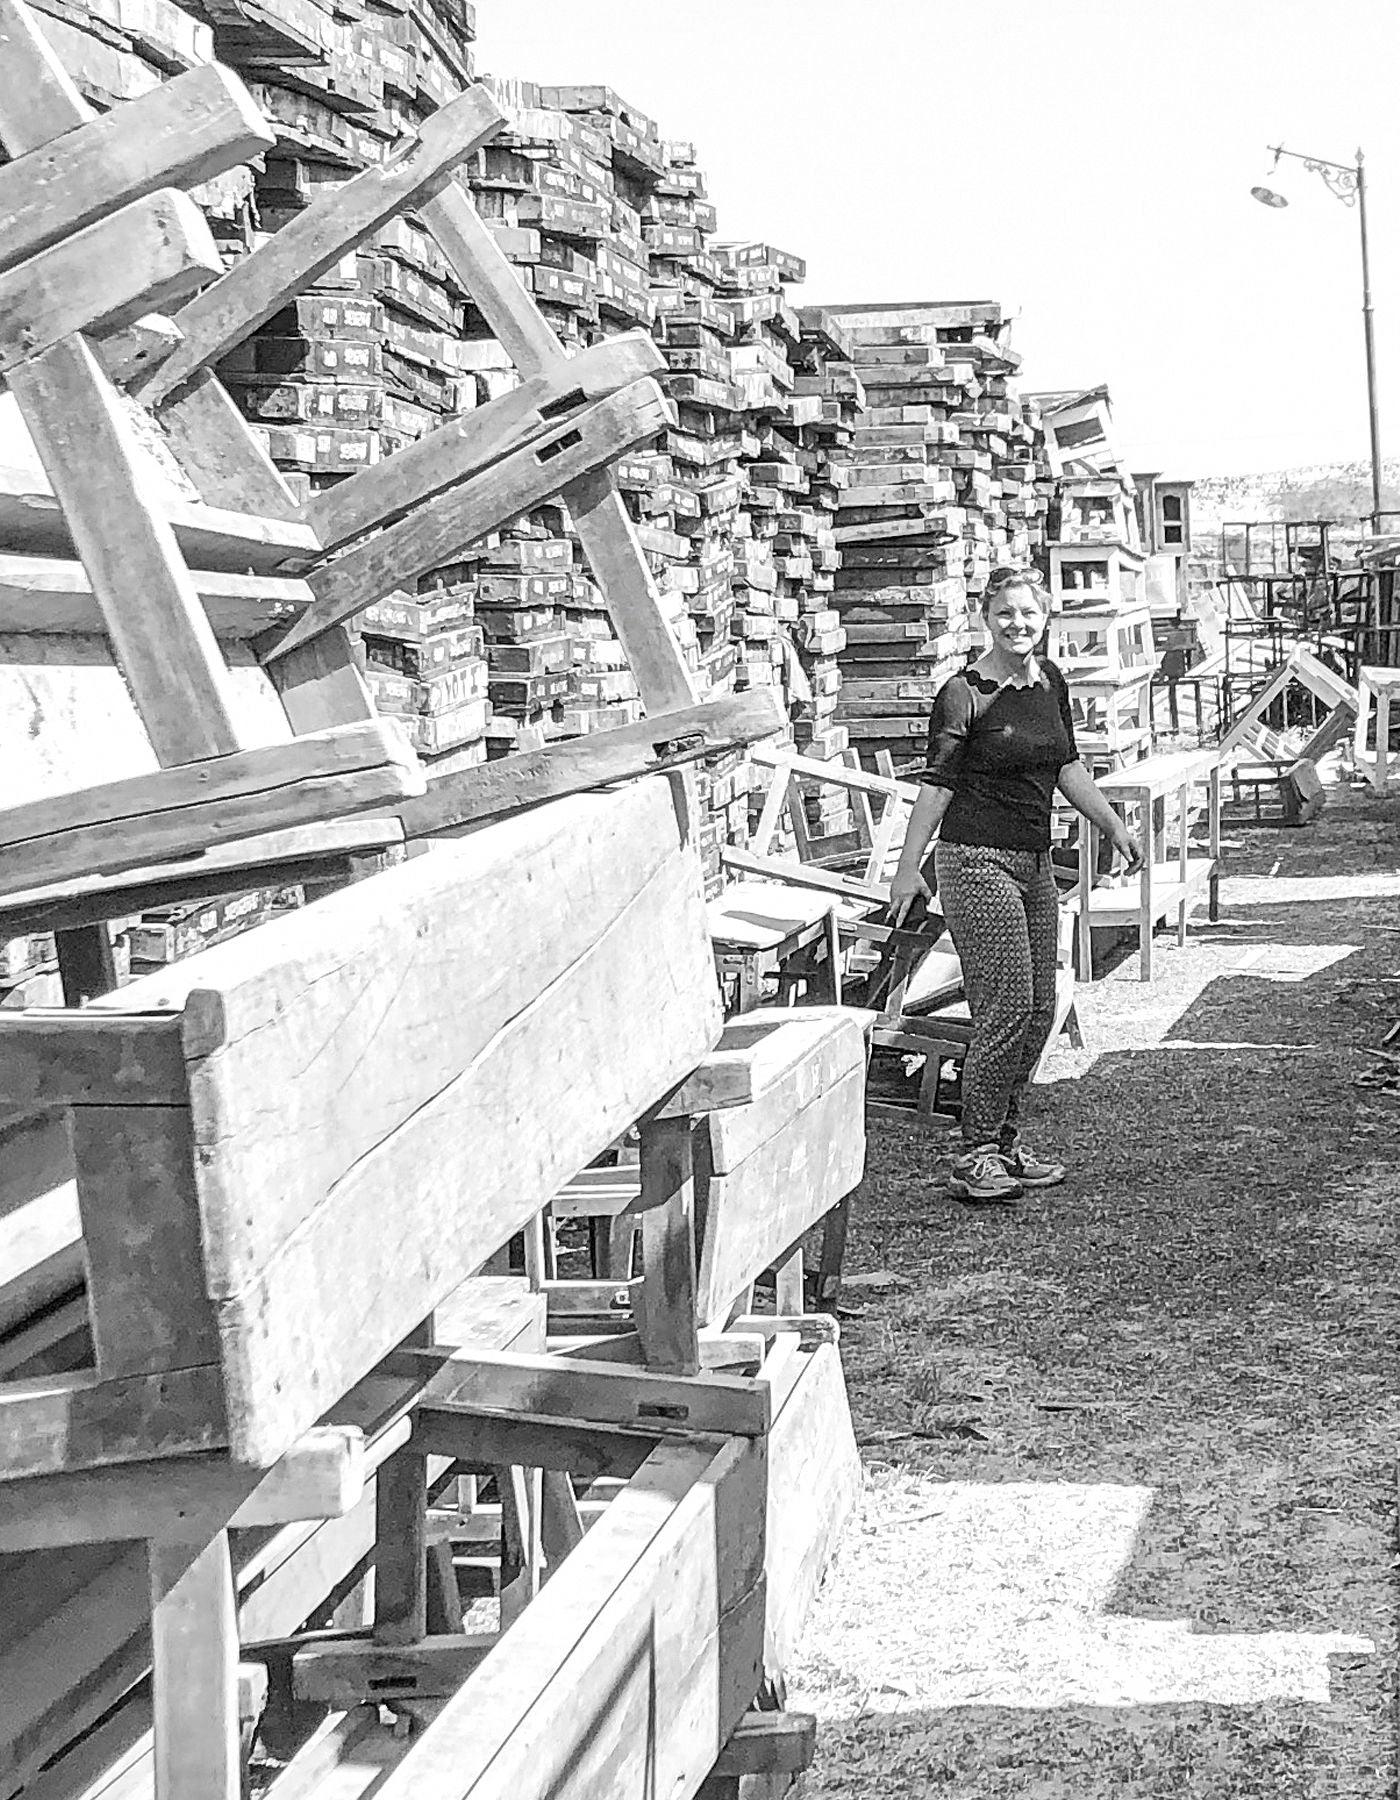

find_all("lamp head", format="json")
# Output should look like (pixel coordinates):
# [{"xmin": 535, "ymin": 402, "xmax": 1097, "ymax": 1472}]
[{"xmin": 1251, "ymin": 185, "xmax": 1289, "ymax": 208}]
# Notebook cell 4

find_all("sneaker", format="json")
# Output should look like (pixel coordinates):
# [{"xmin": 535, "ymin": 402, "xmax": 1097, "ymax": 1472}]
[
  {"xmin": 1001, "ymin": 1139, "xmax": 1066, "ymax": 1188},
  {"xmin": 948, "ymin": 1144, "xmax": 1023, "ymax": 1204}
]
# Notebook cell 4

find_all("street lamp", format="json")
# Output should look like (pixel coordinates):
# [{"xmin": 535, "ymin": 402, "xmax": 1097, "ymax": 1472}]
[{"xmin": 1252, "ymin": 144, "xmax": 1383, "ymax": 529}]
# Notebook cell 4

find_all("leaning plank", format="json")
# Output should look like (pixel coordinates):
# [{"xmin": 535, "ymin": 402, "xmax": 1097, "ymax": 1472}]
[
  {"xmin": 399, "ymin": 689, "xmax": 785, "ymax": 837},
  {"xmin": 0, "ymin": 1365, "xmax": 228, "ymax": 1479},
  {"xmin": 695, "ymin": 1069, "xmax": 866, "ymax": 1329},
  {"xmin": 268, "ymin": 378, "xmax": 675, "ymax": 659},
  {"xmin": 62, "ymin": 778, "xmax": 721, "ymax": 1464},
  {"xmin": 0, "ymin": 816, "xmax": 402, "ymax": 941},
  {"xmin": 421, "ymin": 181, "xmax": 698, "ymax": 715},
  {"xmin": 8, "ymin": 335, "xmax": 245, "ymax": 763},
  {"xmin": 0, "ymin": 190, "xmax": 222, "ymax": 374},
  {"xmin": 135, "ymin": 87, "xmax": 505, "ymax": 405},
  {"xmin": 371, "ymin": 1437, "xmax": 765, "ymax": 1800},
  {"xmin": 0, "ymin": 63, "xmax": 272, "ymax": 278},
  {"xmin": 0, "ymin": 720, "xmax": 423, "ymax": 900},
  {"xmin": 0, "ymin": 0, "xmax": 90, "ymax": 156},
  {"xmin": 0, "ymin": 555, "xmax": 309, "ymax": 638},
  {"xmin": 305, "ymin": 331, "xmax": 666, "ymax": 550},
  {"xmin": 156, "ymin": 370, "xmax": 304, "ymax": 520}
]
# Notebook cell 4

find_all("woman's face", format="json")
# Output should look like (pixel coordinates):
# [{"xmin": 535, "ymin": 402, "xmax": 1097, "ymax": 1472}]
[{"xmin": 983, "ymin": 582, "xmax": 1048, "ymax": 657}]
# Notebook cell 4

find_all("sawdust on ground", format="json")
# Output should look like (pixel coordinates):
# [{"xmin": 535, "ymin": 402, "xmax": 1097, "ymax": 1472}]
[{"xmin": 791, "ymin": 784, "xmax": 1400, "ymax": 1798}]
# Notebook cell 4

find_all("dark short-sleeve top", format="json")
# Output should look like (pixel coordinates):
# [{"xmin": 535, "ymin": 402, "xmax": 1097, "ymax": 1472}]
[{"xmin": 917, "ymin": 660, "xmax": 1079, "ymax": 850}]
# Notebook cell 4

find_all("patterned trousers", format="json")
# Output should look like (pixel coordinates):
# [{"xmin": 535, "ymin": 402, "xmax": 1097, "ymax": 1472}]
[{"xmin": 932, "ymin": 841, "xmax": 1061, "ymax": 1149}]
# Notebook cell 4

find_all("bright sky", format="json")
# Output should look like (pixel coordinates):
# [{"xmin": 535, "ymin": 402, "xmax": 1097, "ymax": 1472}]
[{"xmin": 475, "ymin": 0, "xmax": 1400, "ymax": 481}]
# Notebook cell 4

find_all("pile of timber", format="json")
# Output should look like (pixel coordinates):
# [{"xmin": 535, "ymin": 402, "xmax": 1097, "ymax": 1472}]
[
  {"xmin": 818, "ymin": 300, "xmax": 1054, "ymax": 768},
  {"xmin": 0, "ymin": 16, "xmax": 858, "ymax": 1792}
]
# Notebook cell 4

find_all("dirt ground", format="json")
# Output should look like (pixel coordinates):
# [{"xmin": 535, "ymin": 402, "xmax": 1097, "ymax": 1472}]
[{"xmin": 791, "ymin": 784, "xmax": 1400, "ymax": 1797}]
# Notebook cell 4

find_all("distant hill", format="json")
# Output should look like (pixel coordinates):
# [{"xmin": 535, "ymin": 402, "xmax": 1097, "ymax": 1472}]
[{"xmin": 1191, "ymin": 460, "xmax": 1400, "ymax": 537}]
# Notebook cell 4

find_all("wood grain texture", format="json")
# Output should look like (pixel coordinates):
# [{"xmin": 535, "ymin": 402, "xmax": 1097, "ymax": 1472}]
[
  {"xmin": 150, "ymin": 1532, "xmax": 241, "ymax": 1800},
  {"xmin": 271, "ymin": 378, "xmax": 674, "ymax": 659},
  {"xmin": 0, "ymin": 718, "xmax": 422, "ymax": 899},
  {"xmin": 0, "ymin": 1364, "xmax": 227, "ymax": 1480},
  {"xmin": 399, "ymin": 689, "xmax": 784, "ymax": 838},
  {"xmin": 304, "ymin": 331, "xmax": 664, "ymax": 550},
  {"xmin": 7, "ymin": 334, "xmax": 244, "ymax": 763},
  {"xmin": 0, "ymin": 1014, "xmax": 186, "ymax": 1109},
  {"xmin": 696, "ymin": 1070, "xmax": 866, "ymax": 1329},
  {"xmin": 636, "ymin": 1116, "xmax": 701, "ymax": 1377},
  {"xmin": 0, "ymin": 555, "xmax": 311, "ymax": 639},
  {"xmin": 76, "ymin": 778, "xmax": 718, "ymax": 1464},
  {"xmin": 0, "ymin": 190, "xmax": 223, "ymax": 372},
  {"xmin": 156, "ymin": 369, "xmax": 303, "ymax": 520},
  {"xmin": 660, "ymin": 1007, "xmax": 867, "ymax": 1123},
  {"xmin": 370, "ymin": 1437, "xmax": 766, "ymax": 1800},
  {"xmin": 0, "ymin": 62, "xmax": 271, "ymax": 278},
  {"xmin": 138, "ymin": 87, "xmax": 505, "ymax": 404},
  {"xmin": 0, "ymin": 0, "xmax": 90, "ymax": 155}
]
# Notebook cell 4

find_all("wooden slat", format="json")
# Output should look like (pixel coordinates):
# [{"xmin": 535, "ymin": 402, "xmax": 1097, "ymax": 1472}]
[
  {"xmin": 0, "ymin": 1013, "xmax": 186, "ymax": 1109},
  {"xmin": 399, "ymin": 690, "xmax": 784, "ymax": 837},
  {"xmin": 7, "ymin": 335, "xmax": 246, "ymax": 763},
  {"xmin": 267, "ymin": 378, "xmax": 675, "ymax": 660},
  {"xmin": 635, "ymin": 1115, "xmax": 701, "ymax": 1377},
  {"xmin": 135, "ymin": 87, "xmax": 506, "ymax": 404},
  {"xmin": 0, "ymin": 190, "xmax": 223, "ymax": 374},
  {"xmin": 0, "ymin": 0, "xmax": 89, "ymax": 154},
  {"xmin": 0, "ymin": 62, "xmax": 272, "ymax": 277},
  {"xmin": 370, "ymin": 1437, "xmax": 765, "ymax": 1800},
  {"xmin": 0, "ymin": 1364, "xmax": 228, "ymax": 1479},
  {"xmin": 421, "ymin": 180, "xmax": 699, "ymax": 715},
  {"xmin": 304, "ymin": 331, "xmax": 665, "ymax": 550},
  {"xmin": 0, "ymin": 555, "xmax": 309, "ymax": 638},
  {"xmin": 659, "ymin": 1007, "xmax": 868, "ymax": 1119},
  {"xmin": 149, "ymin": 1533, "xmax": 241, "ymax": 1800},
  {"xmin": 156, "ymin": 370, "xmax": 304, "ymax": 520},
  {"xmin": 0, "ymin": 719, "xmax": 423, "ymax": 900}
]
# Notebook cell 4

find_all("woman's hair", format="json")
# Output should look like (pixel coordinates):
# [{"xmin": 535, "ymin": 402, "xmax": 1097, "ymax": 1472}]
[{"xmin": 981, "ymin": 565, "xmax": 1051, "ymax": 612}]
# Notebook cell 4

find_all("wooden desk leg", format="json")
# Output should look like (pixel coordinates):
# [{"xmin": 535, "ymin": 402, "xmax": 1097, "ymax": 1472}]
[
  {"xmin": 1354, "ymin": 679, "xmax": 1372, "ymax": 782},
  {"xmin": 774, "ymin": 1245, "xmax": 805, "ymax": 1315},
  {"xmin": 815, "ymin": 1195, "xmax": 851, "ymax": 1313},
  {"xmin": 374, "ymin": 1315, "xmax": 432, "ymax": 1645},
  {"xmin": 1208, "ymin": 765, "xmax": 1221, "ymax": 922},
  {"xmin": 635, "ymin": 1114, "xmax": 700, "ymax": 1374},
  {"xmin": 151, "ymin": 1532, "xmax": 240, "ymax": 1800},
  {"xmin": 1077, "ymin": 825, "xmax": 1094, "ymax": 982},
  {"xmin": 1176, "ymin": 780, "xmax": 1190, "ymax": 947},
  {"xmin": 1378, "ymin": 690, "xmax": 1391, "ymax": 791},
  {"xmin": 823, "ymin": 904, "xmax": 843, "ymax": 1004},
  {"xmin": 1138, "ymin": 804, "xmax": 1155, "ymax": 982}
]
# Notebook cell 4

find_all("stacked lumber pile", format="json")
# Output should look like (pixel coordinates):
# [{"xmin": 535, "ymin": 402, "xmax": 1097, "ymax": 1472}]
[{"xmin": 819, "ymin": 300, "xmax": 1053, "ymax": 769}]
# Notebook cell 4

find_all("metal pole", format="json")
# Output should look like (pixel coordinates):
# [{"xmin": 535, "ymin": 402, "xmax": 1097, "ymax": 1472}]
[{"xmin": 1357, "ymin": 150, "xmax": 1383, "ymax": 528}]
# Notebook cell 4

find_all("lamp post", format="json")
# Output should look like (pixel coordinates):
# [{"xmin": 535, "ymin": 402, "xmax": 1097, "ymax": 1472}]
[{"xmin": 1252, "ymin": 145, "xmax": 1383, "ymax": 529}]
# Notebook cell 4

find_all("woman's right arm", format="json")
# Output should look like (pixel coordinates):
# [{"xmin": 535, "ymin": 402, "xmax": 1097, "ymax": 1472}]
[{"xmin": 890, "ymin": 784, "xmax": 954, "ymax": 923}]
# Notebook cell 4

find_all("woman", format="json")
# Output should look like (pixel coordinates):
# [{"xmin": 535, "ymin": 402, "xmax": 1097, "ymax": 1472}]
[{"xmin": 888, "ymin": 566, "xmax": 1142, "ymax": 1203}]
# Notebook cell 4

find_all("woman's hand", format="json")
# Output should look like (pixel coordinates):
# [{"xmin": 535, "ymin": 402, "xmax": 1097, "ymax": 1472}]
[
  {"xmin": 1110, "ymin": 823, "xmax": 1144, "ymax": 874},
  {"xmin": 888, "ymin": 864, "xmax": 933, "ymax": 927}
]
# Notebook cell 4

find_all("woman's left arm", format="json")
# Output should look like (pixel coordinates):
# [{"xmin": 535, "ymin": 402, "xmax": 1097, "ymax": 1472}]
[{"xmin": 1057, "ymin": 761, "xmax": 1144, "ymax": 872}]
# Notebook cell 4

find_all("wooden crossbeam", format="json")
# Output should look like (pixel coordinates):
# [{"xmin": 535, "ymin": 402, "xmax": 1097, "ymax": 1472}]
[
  {"xmin": 421, "ymin": 180, "xmax": 699, "ymax": 714},
  {"xmin": 304, "ymin": 329, "xmax": 666, "ymax": 550},
  {"xmin": 268, "ymin": 377, "xmax": 675, "ymax": 659},
  {"xmin": 398, "ymin": 689, "xmax": 784, "ymax": 837},
  {"xmin": 0, "ymin": 555, "xmax": 309, "ymax": 637},
  {"xmin": 133, "ymin": 86, "xmax": 506, "ymax": 406},
  {"xmin": 0, "ymin": 719, "xmax": 423, "ymax": 901},
  {"xmin": 0, "ymin": 62, "xmax": 273, "ymax": 274},
  {"xmin": 0, "ymin": 189, "xmax": 224, "ymax": 374}
]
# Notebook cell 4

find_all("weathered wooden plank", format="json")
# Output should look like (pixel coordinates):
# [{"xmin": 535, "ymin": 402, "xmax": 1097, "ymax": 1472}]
[
  {"xmin": 763, "ymin": 1343, "xmax": 860, "ymax": 1680},
  {"xmin": 636, "ymin": 1116, "xmax": 701, "ymax": 1377},
  {"xmin": 371, "ymin": 1437, "xmax": 765, "ymax": 1800},
  {"xmin": 397, "ymin": 1348, "xmax": 770, "ymax": 1438},
  {"xmin": 0, "ymin": 190, "xmax": 223, "ymax": 374},
  {"xmin": 64, "ymin": 779, "xmax": 719, "ymax": 1465},
  {"xmin": 0, "ymin": 719, "xmax": 422, "ymax": 900},
  {"xmin": 0, "ymin": 555, "xmax": 310, "ymax": 638},
  {"xmin": 0, "ymin": 0, "xmax": 90, "ymax": 156},
  {"xmin": 411, "ymin": 1406, "xmax": 657, "ymax": 1481},
  {"xmin": 0, "ymin": 1365, "xmax": 227, "ymax": 1480},
  {"xmin": 150, "ymin": 1532, "xmax": 241, "ymax": 1800},
  {"xmin": 420, "ymin": 181, "xmax": 699, "ymax": 715},
  {"xmin": 136, "ymin": 88, "xmax": 505, "ymax": 405},
  {"xmin": 7, "ymin": 334, "xmax": 245, "ymax": 763},
  {"xmin": 305, "ymin": 331, "xmax": 665, "ymax": 550},
  {"xmin": 696, "ymin": 1069, "xmax": 866, "ymax": 1329},
  {"xmin": 712, "ymin": 1711, "xmax": 817, "ymax": 1776},
  {"xmin": 400, "ymin": 690, "xmax": 784, "ymax": 837},
  {"xmin": 292, "ymin": 1633, "xmax": 496, "ymax": 1707},
  {"xmin": 658, "ymin": 1008, "xmax": 867, "ymax": 1122},
  {"xmin": 156, "ymin": 370, "xmax": 303, "ymax": 520},
  {"xmin": 268, "ymin": 378, "xmax": 674, "ymax": 660},
  {"xmin": 0, "ymin": 62, "xmax": 272, "ymax": 278},
  {"xmin": 0, "ymin": 1014, "xmax": 186, "ymax": 1109}
]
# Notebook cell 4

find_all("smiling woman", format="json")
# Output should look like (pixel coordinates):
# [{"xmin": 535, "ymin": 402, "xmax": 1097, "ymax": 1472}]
[{"xmin": 889, "ymin": 567, "xmax": 1142, "ymax": 1204}]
